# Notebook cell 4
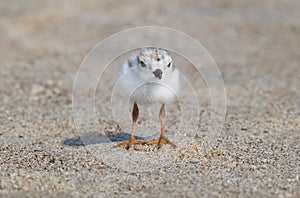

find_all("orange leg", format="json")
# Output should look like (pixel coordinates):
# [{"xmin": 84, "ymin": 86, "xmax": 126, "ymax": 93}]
[
  {"xmin": 146, "ymin": 104, "xmax": 176, "ymax": 148},
  {"xmin": 116, "ymin": 102, "xmax": 145, "ymax": 149}
]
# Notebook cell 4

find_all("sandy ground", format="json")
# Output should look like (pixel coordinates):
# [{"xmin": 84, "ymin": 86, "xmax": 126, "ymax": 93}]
[{"xmin": 1, "ymin": 0, "xmax": 300, "ymax": 197}]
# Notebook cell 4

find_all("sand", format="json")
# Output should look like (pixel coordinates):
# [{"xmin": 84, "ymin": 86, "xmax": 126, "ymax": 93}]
[{"xmin": 0, "ymin": 0, "xmax": 299, "ymax": 197}]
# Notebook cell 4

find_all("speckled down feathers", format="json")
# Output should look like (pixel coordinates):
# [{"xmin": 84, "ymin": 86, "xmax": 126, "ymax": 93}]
[{"xmin": 119, "ymin": 48, "xmax": 179, "ymax": 105}]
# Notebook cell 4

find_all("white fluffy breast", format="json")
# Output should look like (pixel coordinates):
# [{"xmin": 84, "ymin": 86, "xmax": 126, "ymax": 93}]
[{"xmin": 118, "ymin": 62, "xmax": 179, "ymax": 105}]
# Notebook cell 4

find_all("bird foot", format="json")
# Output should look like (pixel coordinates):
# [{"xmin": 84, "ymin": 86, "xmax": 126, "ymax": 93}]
[
  {"xmin": 115, "ymin": 138, "xmax": 146, "ymax": 150},
  {"xmin": 145, "ymin": 136, "xmax": 176, "ymax": 149}
]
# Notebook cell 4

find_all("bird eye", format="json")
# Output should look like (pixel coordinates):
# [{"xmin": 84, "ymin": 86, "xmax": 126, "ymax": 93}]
[
  {"xmin": 140, "ymin": 60, "xmax": 147, "ymax": 67},
  {"xmin": 167, "ymin": 62, "xmax": 172, "ymax": 68}
]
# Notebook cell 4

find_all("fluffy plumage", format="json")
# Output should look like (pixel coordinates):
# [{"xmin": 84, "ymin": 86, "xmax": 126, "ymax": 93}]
[{"xmin": 118, "ymin": 48, "xmax": 179, "ymax": 105}]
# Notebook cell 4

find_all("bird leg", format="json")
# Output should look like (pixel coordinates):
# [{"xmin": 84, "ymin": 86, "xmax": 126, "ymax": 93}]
[
  {"xmin": 146, "ymin": 104, "xmax": 176, "ymax": 148},
  {"xmin": 116, "ymin": 102, "xmax": 145, "ymax": 149}
]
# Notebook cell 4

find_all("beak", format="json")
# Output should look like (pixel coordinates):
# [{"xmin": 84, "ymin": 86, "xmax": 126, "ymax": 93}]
[{"xmin": 153, "ymin": 69, "xmax": 162, "ymax": 79}]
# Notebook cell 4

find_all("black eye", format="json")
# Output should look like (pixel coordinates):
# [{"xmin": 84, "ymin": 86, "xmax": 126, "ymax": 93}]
[
  {"xmin": 140, "ymin": 60, "xmax": 146, "ymax": 67},
  {"xmin": 167, "ymin": 62, "xmax": 172, "ymax": 68}
]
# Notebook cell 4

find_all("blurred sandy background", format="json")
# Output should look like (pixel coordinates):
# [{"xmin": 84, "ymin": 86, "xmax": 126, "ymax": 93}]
[{"xmin": 0, "ymin": 0, "xmax": 299, "ymax": 197}]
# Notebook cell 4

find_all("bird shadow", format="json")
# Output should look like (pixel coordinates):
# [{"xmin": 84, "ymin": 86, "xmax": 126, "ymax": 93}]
[{"xmin": 63, "ymin": 132, "xmax": 145, "ymax": 147}]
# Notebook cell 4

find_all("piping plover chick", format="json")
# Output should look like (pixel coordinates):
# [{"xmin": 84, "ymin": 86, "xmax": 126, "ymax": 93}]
[{"xmin": 116, "ymin": 48, "xmax": 179, "ymax": 149}]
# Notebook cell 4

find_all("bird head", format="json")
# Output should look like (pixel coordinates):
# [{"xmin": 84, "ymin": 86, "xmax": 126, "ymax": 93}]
[{"xmin": 137, "ymin": 48, "xmax": 174, "ymax": 81}]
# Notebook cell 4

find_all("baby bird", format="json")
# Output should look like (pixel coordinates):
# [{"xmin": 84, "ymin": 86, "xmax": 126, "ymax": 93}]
[{"xmin": 116, "ymin": 48, "xmax": 179, "ymax": 149}]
